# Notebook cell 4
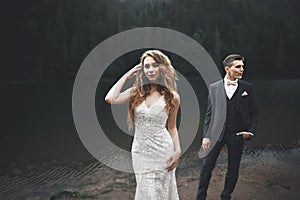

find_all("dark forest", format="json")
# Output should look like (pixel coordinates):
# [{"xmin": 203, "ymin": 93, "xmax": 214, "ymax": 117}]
[{"xmin": 3, "ymin": 0, "xmax": 300, "ymax": 81}]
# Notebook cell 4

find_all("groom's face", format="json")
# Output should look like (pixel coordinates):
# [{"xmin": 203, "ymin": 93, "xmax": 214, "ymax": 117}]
[{"xmin": 225, "ymin": 60, "xmax": 244, "ymax": 80}]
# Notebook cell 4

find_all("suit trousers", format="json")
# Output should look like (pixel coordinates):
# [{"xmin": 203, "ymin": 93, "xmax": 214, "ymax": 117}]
[{"xmin": 196, "ymin": 129, "xmax": 245, "ymax": 200}]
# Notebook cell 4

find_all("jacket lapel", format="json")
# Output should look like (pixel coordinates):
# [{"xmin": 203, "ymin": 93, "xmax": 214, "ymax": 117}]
[{"xmin": 235, "ymin": 80, "xmax": 244, "ymax": 112}]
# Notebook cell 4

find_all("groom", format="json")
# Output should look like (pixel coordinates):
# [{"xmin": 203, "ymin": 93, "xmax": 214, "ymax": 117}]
[{"xmin": 196, "ymin": 54, "xmax": 258, "ymax": 200}]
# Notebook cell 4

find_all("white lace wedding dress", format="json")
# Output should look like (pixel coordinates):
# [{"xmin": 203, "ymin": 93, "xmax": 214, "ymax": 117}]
[{"xmin": 132, "ymin": 96, "xmax": 179, "ymax": 200}]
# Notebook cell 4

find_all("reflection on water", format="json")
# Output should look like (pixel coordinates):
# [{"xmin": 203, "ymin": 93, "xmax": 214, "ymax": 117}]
[{"xmin": 0, "ymin": 79, "xmax": 299, "ymax": 199}]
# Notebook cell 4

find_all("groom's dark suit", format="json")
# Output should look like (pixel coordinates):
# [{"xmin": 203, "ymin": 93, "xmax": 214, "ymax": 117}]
[{"xmin": 197, "ymin": 79, "xmax": 257, "ymax": 200}]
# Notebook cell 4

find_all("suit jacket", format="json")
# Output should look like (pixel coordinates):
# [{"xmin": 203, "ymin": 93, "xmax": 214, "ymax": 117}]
[{"xmin": 203, "ymin": 79, "xmax": 258, "ymax": 142}]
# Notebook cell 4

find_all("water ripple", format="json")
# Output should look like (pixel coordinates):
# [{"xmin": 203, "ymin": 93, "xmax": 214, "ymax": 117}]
[{"xmin": 0, "ymin": 145, "xmax": 299, "ymax": 199}]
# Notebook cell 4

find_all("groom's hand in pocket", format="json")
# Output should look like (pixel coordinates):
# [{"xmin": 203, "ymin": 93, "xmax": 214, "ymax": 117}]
[{"xmin": 236, "ymin": 131, "xmax": 252, "ymax": 140}]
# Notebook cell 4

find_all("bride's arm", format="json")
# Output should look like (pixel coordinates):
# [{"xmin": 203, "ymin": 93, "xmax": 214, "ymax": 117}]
[
  {"xmin": 165, "ymin": 92, "xmax": 181, "ymax": 171},
  {"xmin": 105, "ymin": 64, "xmax": 142, "ymax": 104}
]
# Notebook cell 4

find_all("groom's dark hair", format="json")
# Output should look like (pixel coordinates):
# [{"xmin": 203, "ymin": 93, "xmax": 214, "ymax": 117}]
[{"xmin": 223, "ymin": 54, "xmax": 244, "ymax": 68}]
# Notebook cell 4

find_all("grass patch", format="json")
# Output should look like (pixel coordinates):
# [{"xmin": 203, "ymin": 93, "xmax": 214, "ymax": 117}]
[
  {"xmin": 100, "ymin": 188, "xmax": 113, "ymax": 194},
  {"xmin": 264, "ymin": 179, "xmax": 290, "ymax": 190},
  {"xmin": 186, "ymin": 177, "xmax": 198, "ymax": 182},
  {"xmin": 49, "ymin": 190, "xmax": 94, "ymax": 199},
  {"xmin": 99, "ymin": 182, "xmax": 136, "ymax": 194},
  {"xmin": 265, "ymin": 179, "xmax": 277, "ymax": 187}
]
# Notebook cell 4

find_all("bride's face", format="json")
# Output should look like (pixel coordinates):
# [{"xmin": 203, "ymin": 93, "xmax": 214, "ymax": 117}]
[{"xmin": 143, "ymin": 56, "xmax": 161, "ymax": 82}]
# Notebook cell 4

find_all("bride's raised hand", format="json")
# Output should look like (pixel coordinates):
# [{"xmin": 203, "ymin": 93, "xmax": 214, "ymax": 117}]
[
  {"xmin": 105, "ymin": 63, "xmax": 142, "ymax": 104},
  {"xmin": 125, "ymin": 63, "xmax": 142, "ymax": 80}
]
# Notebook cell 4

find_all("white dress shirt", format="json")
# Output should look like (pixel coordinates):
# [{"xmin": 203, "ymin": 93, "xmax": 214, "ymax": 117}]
[{"xmin": 224, "ymin": 76, "xmax": 238, "ymax": 99}]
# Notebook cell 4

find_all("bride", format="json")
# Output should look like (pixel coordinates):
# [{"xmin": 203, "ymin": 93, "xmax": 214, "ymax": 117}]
[{"xmin": 105, "ymin": 50, "xmax": 181, "ymax": 200}]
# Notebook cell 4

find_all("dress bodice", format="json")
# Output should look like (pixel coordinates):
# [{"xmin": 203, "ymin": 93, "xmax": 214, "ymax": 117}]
[
  {"xmin": 132, "ymin": 95, "xmax": 174, "ymax": 173},
  {"xmin": 134, "ymin": 96, "xmax": 168, "ymax": 133}
]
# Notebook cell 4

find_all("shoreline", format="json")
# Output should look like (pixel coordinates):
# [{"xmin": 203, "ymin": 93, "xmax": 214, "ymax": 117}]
[{"xmin": 46, "ymin": 147, "xmax": 300, "ymax": 200}]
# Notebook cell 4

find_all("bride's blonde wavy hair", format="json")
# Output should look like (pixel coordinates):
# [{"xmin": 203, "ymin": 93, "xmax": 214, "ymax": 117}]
[{"xmin": 128, "ymin": 50, "xmax": 178, "ymax": 129}]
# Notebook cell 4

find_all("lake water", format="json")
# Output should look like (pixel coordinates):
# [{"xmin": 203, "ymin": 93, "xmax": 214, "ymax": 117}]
[{"xmin": 0, "ymin": 79, "xmax": 299, "ymax": 199}]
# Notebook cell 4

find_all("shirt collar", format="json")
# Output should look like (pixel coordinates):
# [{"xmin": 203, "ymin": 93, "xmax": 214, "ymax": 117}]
[{"xmin": 224, "ymin": 75, "xmax": 238, "ymax": 85}]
